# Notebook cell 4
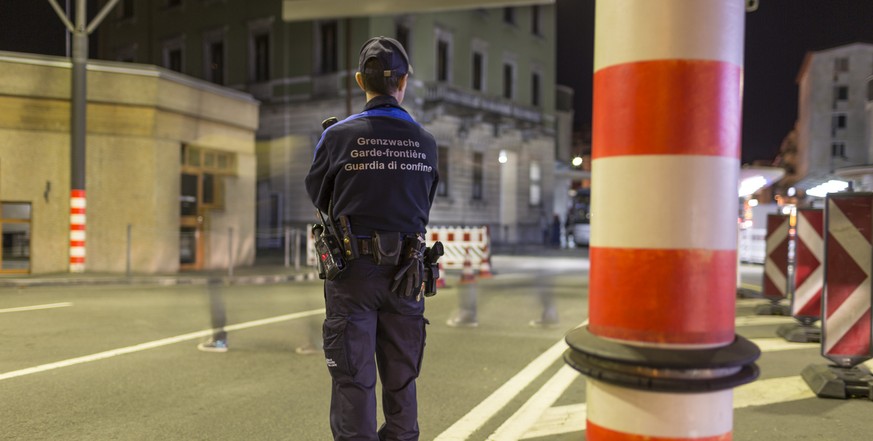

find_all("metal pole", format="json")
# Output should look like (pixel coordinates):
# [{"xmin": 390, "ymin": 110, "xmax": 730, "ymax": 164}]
[
  {"xmin": 48, "ymin": 0, "xmax": 122, "ymax": 273},
  {"xmin": 228, "ymin": 227, "xmax": 234, "ymax": 278},
  {"xmin": 126, "ymin": 224, "xmax": 132, "ymax": 277},
  {"xmin": 68, "ymin": 0, "xmax": 88, "ymax": 273},
  {"xmin": 284, "ymin": 227, "xmax": 291, "ymax": 268},
  {"xmin": 293, "ymin": 228, "xmax": 301, "ymax": 271}
]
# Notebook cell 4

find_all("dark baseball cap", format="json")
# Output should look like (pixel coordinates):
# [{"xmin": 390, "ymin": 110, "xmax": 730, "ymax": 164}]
[{"xmin": 358, "ymin": 36, "xmax": 413, "ymax": 77}]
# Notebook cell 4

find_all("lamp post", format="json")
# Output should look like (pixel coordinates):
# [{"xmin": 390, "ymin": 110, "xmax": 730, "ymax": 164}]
[{"xmin": 47, "ymin": 0, "xmax": 121, "ymax": 272}]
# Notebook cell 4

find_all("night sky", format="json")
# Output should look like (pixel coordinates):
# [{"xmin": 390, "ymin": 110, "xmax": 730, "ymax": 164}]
[
  {"xmin": 3, "ymin": 1, "xmax": 873, "ymax": 164},
  {"xmin": 556, "ymin": 0, "xmax": 873, "ymax": 164}
]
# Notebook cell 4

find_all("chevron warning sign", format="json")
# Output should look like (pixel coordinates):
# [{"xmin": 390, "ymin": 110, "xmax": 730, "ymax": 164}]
[
  {"xmin": 763, "ymin": 214, "xmax": 790, "ymax": 301},
  {"xmin": 792, "ymin": 209, "xmax": 824, "ymax": 319},
  {"xmin": 823, "ymin": 194, "xmax": 873, "ymax": 367}
]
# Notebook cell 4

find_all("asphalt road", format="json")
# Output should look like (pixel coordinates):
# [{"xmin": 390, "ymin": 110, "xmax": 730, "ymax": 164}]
[{"xmin": 2, "ymin": 252, "xmax": 872, "ymax": 440}]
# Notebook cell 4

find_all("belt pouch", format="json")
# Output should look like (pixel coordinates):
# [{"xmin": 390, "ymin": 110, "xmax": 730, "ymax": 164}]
[{"xmin": 373, "ymin": 231, "xmax": 402, "ymax": 266}]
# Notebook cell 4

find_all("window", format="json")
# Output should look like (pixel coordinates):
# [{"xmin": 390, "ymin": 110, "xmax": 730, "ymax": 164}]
[
  {"xmin": 181, "ymin": 145, "xmax": 235, "ymax": 213},
  {"xmin": 531, "ymin": 5, "xmax": 541, "ymax": 35},
  {"xmin": 472, "ymin": 51, "xmax": 484, "ymax": 91},
  {"xmin": 472, "ymin": 152, "xmax": 484, "ymax": 200},
  {"xmin": 503, "ymin": 7, "xmax": 516, "ymax": 25},
  {"xmin": 531, "ymin": 71, "xmax": 541, "ymax": 107},
  {"xmin": 319, "ymin": 21, "xmax": 338, "ymax": 74},
  {"xmin": 116, "ymin": 44, "xmax": 137, "ymax": 63},
  {"xmin": 118, "ymin": 0, "xmax": 134, "ymax": 19},
  {"xmin": 831, "ymin": 142, "xmax": 846, "ymax": 158},
  {"xmin": 162, "ymin": 37, "xmax": 184, "ymax": 72},
  {"xmin": 437, "ymin": 146, "xmax": 449, "ymax": 197},
  {"xmin": 182, "ymin": 144, "xmax": 236, "ymax": 174},
  {"xmin": 832, "ymin": 113, "xmax": 847, "ymax": 136},
  {"xmin": 435, "ymin": 28, "xmax": 453, "ymax": 83},
  {"xmin": 1, "ymin": 202, "xmax": 31, "ymax": 273},
  {"xmin": 166, "ymin": 48, "xmax": 182, "ymax": 72},
  {"xmin": 437, "ymin": 40, "xmax": 450, "ymax": 82},
  {"xmin": 206, "ymin": 40, "xmax": 225, "ymax": 85},
  {"xmin": 252, "ymin": 32, "xmax": 270, "ymax": 82},
  {"xmin": 833, "ymin": 85, "xmax": 848, "ymax": 108},
  {"xmin": 529, "ymin": 161, "xmax": 542, "ymax": 206},
  {"xmin": 835, "ymin": 57, "xmax": 849, "ymax": 73},
  {"xmin": 868, "ymin": 79, "xmax": 873, "ymax": 102},
  {"xmin": 503, "ymin": 62, "xmax": 515, "ymax": 99},
  {"xmin": 167, "ymin": 0, "xmax": 181, "ymax": 7}
]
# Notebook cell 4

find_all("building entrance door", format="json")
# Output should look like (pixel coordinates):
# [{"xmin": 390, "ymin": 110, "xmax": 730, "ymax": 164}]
[{"xmin": 180, "ymin": 173, "xmax": 204, "ymax": 270}]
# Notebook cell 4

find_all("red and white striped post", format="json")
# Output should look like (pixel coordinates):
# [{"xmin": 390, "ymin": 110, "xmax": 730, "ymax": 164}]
[
  {"xmin": 779, "ymin": 208, "xmax": 823, "ymax": 342},
  {"xmin": 758, "ymin": 213, "xmax": 791, "ymax": 315},
  {"xmin": 69, "ymin": 189, "xmax": 86, "ymax": 273},
  {"xmin": 564, "ymin": 1, "xmax": 759, "ymax": 440},
  {"xmin": 803, "ymin": 194, "xmax": 873, "ymax": 399}
]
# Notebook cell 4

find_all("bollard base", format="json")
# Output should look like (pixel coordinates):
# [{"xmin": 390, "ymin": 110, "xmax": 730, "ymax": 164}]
[
  {"xmin": 802, "ymin": 363, "xmax": 873, "ymax": 400},
  {"xmin": 776, "ymin": 322, "xmax": 821, "ymax": 343},
  {"xmin": 564, "ymin": 326, "xmax": 760, "ymax": 393}
]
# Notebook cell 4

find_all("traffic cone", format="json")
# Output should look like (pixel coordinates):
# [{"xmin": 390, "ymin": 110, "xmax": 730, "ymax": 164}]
[
  {"xmin": 478, "ymin": 251, "xmax": 494, "ymax": 279},
  {"xmin": 459, "ymin": 247, "xmax": 476, "ymax": 285},
  {"xmin": 436, "ymin": 262, "xmax": 447, "ymax": 288}
]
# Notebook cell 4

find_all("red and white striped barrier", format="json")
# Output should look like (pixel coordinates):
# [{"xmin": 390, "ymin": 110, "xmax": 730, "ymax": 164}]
[
  {"xmin": 565, "ymin": 2, "xmax": 757, "ymax": 440},
  {"xmin": 763, "ymin": 214, "xmax": 790, "ymax": 302},
  {"xmin": 304, "ymin": 225, "xmax": 492, "ymax": 273},
  {"xmin": 822, "ymin": 194, "xmax": 873, "ymax": 366},
  {"xmin": 802, "ymin": 194, "xmax": 873, "ymax": 399},
  {"xmin": 778, "ymin": 209, "xmax": 824, "ymax": 342},
  {"xmin": 69, "ymin": 189, "xmax": 86, "ymax": 273},
  {"xmin": 428, "ymin": 226, "xmax": 490, "ymax": 270},
  {"xmin": 792, "ymin": 209, "xmax": 824, "ymax": 319},
  {"xmin": 459, "ymin": 247, "xmax": 476, "ymax": 285}
]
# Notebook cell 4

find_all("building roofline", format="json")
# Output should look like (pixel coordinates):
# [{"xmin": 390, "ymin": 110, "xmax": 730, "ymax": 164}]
[
  {"xmin": 0, "ymin": 50, "xmax": 259, "ymax": 105},
  {"xmin": 796, "ymin": 41, "xmax": 873, "ymax": 84}
]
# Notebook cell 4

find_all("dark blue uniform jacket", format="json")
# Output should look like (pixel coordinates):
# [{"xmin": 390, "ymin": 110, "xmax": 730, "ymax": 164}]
[{"xmin": 304, "ymin": 95, "xmax": 439, "ymax": 236}]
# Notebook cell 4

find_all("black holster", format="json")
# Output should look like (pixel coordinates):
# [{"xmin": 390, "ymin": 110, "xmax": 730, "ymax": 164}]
[{"xmin": 391, "ymin": 236, "xmax": 426, "ymax": 298}]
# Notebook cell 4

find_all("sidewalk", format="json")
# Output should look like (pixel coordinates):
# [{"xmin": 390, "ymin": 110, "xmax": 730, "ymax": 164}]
[
  {"xmin": 0, "ymin": 254, "xmax": 319, "ymax": 288},
  {"xmin": 0, "ymin": 245, "xmax": 587, "ymax": 288}
]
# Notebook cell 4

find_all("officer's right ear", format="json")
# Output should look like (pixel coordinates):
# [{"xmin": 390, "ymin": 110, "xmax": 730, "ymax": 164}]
[{"xmin": 355, "ymin": 72, "xmax": 366, "ymax": 92}]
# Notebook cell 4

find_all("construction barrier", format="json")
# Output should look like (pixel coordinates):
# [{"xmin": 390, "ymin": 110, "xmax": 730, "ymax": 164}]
[
  {"xmin": 803, "ymin": 193, "xmax": 873, "ymax": 399},
  {"xmin": 459, "ymin": 247, "xmax": 476, "ymax": 285},
  {"xmin": 779, "ymin": 209, "xmax": 823, "ymax": 342},
  {"xmin": 427, "ymin": 226, "xmax": 491, "ymax": 270},
  {"xmin": 306, "ymin": 224, "xmax": 317, "ymax": 267},
  {"xmin": 821, "ymin": 194, "xmax": 873, "ymax": 366},
  {"xmin": 305, "ymin": 225, "xmax": 492, "ymax": 272},
  {"xmin": 758, "ymin": 214, "xmax": 791, "ymax": 315}
]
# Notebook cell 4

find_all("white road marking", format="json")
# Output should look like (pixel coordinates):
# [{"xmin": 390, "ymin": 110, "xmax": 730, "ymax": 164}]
[
  {"xmin": 492, "ymin": 336, "xmax": 826, "ymax": 440},
  {"xmin": 488, "ymin": 365, "xmax": 579, "ymax": 441},
  {"xmin": 0, "ymin": 302, "xmax": 73, "ymax": 314},
  {"xmin": 752, "ymin": 337, "xmax": 818, "ymax": 353},
  {"xmin": 0, "ymin": 308, "xmax": 325, "ymax": 382},
  {"xmin": 735, "ymin": 315, "xmax": 795, "ymax": 327},
  {"xmin": 434, "ymin": 321, "xmax": 588, "ymax": 441}
]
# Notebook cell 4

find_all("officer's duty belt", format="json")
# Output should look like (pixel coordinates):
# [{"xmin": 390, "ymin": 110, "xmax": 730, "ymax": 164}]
[{"xmin": 356, "ymin": 237, "xmax": 374, "ymax": 255}]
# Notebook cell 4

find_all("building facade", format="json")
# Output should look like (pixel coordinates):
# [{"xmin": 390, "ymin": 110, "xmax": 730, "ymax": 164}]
[
  {"xmin": 793, "ymin": 43, "xmax": 873, "ymax": 191},
  {"xmin": 95, "ymin": 1, "xmax": 559, "ymax": 245},
  {"xmin": 0, "ymin": 51, "xmax": 259, "ymax": 274}
]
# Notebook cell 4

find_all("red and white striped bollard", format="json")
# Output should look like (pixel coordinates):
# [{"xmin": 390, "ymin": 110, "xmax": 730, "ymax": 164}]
[{"xmin": 564, "ymin": 1, "xmax": 759, "ymax": 440}]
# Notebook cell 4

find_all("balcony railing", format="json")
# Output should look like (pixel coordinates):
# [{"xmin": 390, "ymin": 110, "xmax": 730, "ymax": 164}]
[{"xmin": 421, "ymin": 82, "xmax": 543, "ymax": 124}]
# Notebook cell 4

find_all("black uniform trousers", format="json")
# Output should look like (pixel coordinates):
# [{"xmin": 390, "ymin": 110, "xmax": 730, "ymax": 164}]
[{"xmin": 322, "ymin": 256, "xmax": 427, "ymax": 441}]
